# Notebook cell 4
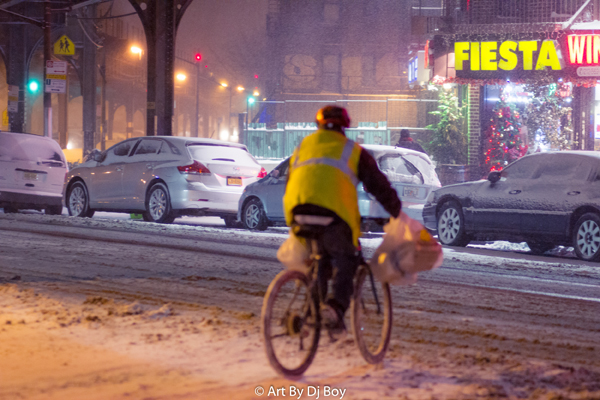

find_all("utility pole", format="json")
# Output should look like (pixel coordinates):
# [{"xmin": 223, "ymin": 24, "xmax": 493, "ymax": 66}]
[
  {"xmin": 176, "ymin": 52, "xmax": 202, "ymax": 137},
  {"xmin": 43, "ymin": 0, "xmax": 52, "ymax": 137},
  {"xmin": 100, "ymin": 49, "xmax": 107, "ymax": 150},
  {"xmin": 228, "ymin": 87, "xmax": 232, "ymax": 136},
  {"xmin": 193, "ymin": 62, "xmax": 199, "ymax": 137}
]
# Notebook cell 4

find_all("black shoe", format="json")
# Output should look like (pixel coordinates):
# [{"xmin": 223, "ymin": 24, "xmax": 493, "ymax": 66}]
[{"xmin": 321, "ymin": 304, "xmax": 347, "ymax": 342}]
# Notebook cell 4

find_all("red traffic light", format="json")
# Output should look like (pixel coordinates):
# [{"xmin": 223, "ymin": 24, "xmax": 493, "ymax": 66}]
[{"xmin": 194, "ymin": 53, "xmax": 202, "ymax": 62}]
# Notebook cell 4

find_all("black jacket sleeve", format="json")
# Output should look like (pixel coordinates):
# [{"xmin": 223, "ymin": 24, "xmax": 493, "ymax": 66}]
[{"xmin": 357, "ymin": 148, "xmax": 402, "ymax": 218}]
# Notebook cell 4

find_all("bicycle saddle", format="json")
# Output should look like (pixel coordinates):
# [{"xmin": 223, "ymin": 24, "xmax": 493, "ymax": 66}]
[{"xmin": 292, "ymin": 214, "xmax": 334, "ymax": 239}]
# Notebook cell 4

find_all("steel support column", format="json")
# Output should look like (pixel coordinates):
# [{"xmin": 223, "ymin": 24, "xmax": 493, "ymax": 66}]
[
  {"xmin": 130, "ymin": 0, "xmax": 193, "ymax": 136},
  {"xmin": 155, "ymin": 0, "xmax": 175, "ymax": 136}
]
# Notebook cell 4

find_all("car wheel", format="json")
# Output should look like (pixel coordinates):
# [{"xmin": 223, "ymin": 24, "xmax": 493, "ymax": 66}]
[
  {"xmin": 573, "ymin": 213, "xmax": 600, "ymax": 261},
  {"xmin": 67, "ymin": 181, "xmax": 94, "ymax": 218},
  {"xmin": 45, "ymin": 205, "xmax": 63, "ymax": 216},
  {"xmin": 143, "ymin": 183, "xmax": 176, "ymax": 224},
  {"xmin": 242, "ymin": 198, "xmax": 268, "ymax": 231},
  {"xmin": 3, "ymin": 205, "xmax": 18, "ymax": 213},
  {"xmin": 527, "ymin": 241, "xmax": 554, "ymax": 255},
  {"xmin": 223, "ymin": 216, "xmax": 240, "ymax": 228},
  {"xmin": 437, "ymin": 201, "xmax": 470, "ymax": 247}
]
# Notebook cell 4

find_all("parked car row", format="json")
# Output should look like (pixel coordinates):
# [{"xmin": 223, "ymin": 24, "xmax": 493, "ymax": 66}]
[
  {"xmin": 6, "ymin": 133, "xmax": 599, "ymax": 263},
  {"xmin": 1, "ymin": 134, "xmax": 441, "ymax": 234},
  {"xmin": 64, "ymin": 136, "xmax": 266, "ymax": 225},
  {"xmin": 423, "ymin": 151, "xmax": 600, "ymax": 262}
]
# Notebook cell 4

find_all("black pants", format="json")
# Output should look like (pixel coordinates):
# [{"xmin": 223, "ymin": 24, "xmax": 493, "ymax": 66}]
[{"xmin": 314, "ymin": 219, "xmax": 360, "ymax": 314}]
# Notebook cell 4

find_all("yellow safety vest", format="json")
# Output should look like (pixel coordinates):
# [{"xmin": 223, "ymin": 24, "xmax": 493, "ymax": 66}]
[{"xmin": 283, "ymin": 129, "xmax": 362, "ymax": 246}]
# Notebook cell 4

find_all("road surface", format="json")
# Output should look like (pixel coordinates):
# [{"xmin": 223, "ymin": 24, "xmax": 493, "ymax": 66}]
[{"xmin": 0, "ymin": 212, "xmax": 599, "ymax": 400}]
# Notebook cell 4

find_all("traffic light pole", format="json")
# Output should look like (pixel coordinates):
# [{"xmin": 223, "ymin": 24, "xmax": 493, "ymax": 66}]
[
  {"xmin": 43, "ymin": 0, "xmax": 52, "ymax": 137},
  {"xmin": 175, "ymin": 54, "xmax": 201, "ymax": 137},
  {"xmin": 193, "ymin": 62, "xmax": 199, "ymax": 137}
]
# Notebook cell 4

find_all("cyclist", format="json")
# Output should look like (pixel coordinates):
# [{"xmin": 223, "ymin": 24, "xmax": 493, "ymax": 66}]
[{"xmin": 283, "ymin": 105, "xmax": 402, "ymax": 339}]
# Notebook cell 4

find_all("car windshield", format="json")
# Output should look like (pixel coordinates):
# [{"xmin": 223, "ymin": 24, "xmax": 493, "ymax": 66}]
[
  {"xmin": 187, "ymin": 144, "xmax": 257, "ymax": 165},
  {"xmin": 377, "ymin": 154, "xmax": 424, "ymax": 185}
]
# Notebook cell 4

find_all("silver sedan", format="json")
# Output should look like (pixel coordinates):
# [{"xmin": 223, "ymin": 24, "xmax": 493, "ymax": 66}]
[{"xmin": 65, "ymin": 136, "xmax": 265, "ymax": 225}]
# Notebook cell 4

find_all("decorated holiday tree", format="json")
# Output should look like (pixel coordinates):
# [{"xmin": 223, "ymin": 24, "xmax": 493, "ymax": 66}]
[
  {"xmin": 523, "ymin": 83, "xmax": 574, "ymax": 150},
  {"xmin": 483, "ymin": 97, "xmax": 525, "ymax": 173},
  {"xmin": 425, "ymin": 89, "xmax": 468, "ymax": 165}
]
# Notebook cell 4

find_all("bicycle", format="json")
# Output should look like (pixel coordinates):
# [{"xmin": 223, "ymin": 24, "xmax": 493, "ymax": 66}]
[{"xmin": 261, "ymin": 215, "xmax": 393, "ymax": 377}]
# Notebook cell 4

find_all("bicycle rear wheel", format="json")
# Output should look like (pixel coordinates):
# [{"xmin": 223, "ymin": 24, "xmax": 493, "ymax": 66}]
[
  {"xmin": 262, "ymin": 269, "xmax": 320, "ymax": 376},
  {"xmin": 351, "ymin": 264, "xmax": 392, "ymax": 364}
]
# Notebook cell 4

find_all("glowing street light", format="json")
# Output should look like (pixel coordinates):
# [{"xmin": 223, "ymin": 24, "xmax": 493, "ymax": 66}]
[
  {"xmin": 176, "ymin": 73, "xmax": 187, "ymax": 82},
  {"xmin": 253, "ymin": 90, "xmax": 260, "ymax": 96},
  {"xmin": 237, "ymin": 86, "xmax": 245, "ymax": 92},
  {"xmin": 130, "ymin": 45, "xmax": 143, "ymax": 60},
  {"xmin": 221, "ymin": 82, "xmax": 228, "ymax": 88}
]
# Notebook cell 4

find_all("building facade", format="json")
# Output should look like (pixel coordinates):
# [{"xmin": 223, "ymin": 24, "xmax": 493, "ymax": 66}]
[{"xmin": 430, "ymin": 0, "xmax": 598, "ymax": 180}]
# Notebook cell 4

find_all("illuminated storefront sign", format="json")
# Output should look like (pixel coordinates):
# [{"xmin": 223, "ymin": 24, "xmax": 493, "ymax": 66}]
[
  {"xmin": 433, "ymin": 33, "xmax": 600, "ymax": 81},
  {"xmin": 408, "ymin": 50, "xmax": 430, "ymax": 84},
  {"xmin": 408, "ymin": 56, "xmax": 418, "ymax": 83},
  {"xmin": 454, "ymin": 40, "xmax": 562, "ymax": 71},
  {"xmin": 567, "ymin": 35, "xmax": 600, "ymax": 64}
]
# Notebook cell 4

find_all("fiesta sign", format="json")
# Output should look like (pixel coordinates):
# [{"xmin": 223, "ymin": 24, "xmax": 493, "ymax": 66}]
[
  {"xmin": 433, "ymin": 32, "xmax": 600, "ymax": 80},
  {"xmin": 454, "ymin": 40, "xmax": 562, "ymax": 71}
]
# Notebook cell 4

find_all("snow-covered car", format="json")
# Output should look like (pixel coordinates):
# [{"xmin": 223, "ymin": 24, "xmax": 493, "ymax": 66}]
[
  {"xmin": 237, "ymin": 144, "xmax": 441, "ymax": 230},
  {"xmin": 65, "ymin": 137, "xmax": 266, "ymax": 224},
  {"xmin": 422, "ymin": 151, "xmax": 600, "ymax": 261},
  {"xmin": 0, "ymin": 131, "xmax": 67, "ymax": 215}
]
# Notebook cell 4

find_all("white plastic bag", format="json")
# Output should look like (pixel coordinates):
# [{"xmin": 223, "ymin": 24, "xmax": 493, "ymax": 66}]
[
  {"xmin": 370, "ymin": 212, "xmax": 443, "ymax": 285},
  {"xmin": 277, "ymin": 231, "xmax": 310, "ymax": 274}
]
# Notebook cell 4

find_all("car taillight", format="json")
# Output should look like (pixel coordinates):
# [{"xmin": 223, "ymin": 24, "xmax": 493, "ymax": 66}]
[
  {"xmin": 257, "ymin": 167, "xmax": 267, "ymax": 178},
  {"xmin": 177, "ymin": 161, "xmax": 210, "ymax": 175}
]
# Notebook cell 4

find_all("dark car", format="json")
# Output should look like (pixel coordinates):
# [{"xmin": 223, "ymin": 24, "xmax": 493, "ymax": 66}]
[{"xmin": 422, "ymin": 151, "xmax": 600, "ymax": 261}]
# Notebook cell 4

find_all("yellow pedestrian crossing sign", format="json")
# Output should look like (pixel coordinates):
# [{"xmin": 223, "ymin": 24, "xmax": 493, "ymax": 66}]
[{"xmin": 54, "ymin": 35, "xmax": 75, "ymax": 56}]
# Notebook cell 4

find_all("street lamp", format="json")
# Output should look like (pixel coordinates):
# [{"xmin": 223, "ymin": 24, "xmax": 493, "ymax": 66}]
[
  {"xmin": 220, "ymin": 84, "xmax": 246, "ymax": 139},
  {"xmin": 244, "ymin": 96, "xmax": 256, "ymax": 145},
  {"xmin": 176, "ymin": 73, "xmax": 187, "ymax": 82},
  {"xmin": 130, "ymin": 45, "xmax": 143, "ymax": 60}
]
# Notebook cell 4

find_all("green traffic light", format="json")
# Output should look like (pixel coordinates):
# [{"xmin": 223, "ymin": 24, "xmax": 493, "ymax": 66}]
[
  {"xmin": 248, "ymin": 96, "xmax": 255, "ymax": 104},
  {"xmin": 28, "ymin": 80, "xmax": 39, "ymax": 92}
]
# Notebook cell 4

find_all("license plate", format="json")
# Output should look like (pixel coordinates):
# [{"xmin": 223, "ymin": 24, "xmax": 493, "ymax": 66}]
[
  {"xmin": 23, "ymin": 172, "xmax": 38, "ymax": 181},
  {"xmin": 227, "ymin": 177, "xmax": 242, "ymax": 186},
  {"xmin": 403, "ymin": 186, "xmax": 419, "ymax": 198}
]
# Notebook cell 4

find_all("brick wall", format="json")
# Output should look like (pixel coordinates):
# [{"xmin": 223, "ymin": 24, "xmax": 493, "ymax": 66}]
[{"xmin": 467, "ymin": 84, "xmax": 482, "ymax": 180}]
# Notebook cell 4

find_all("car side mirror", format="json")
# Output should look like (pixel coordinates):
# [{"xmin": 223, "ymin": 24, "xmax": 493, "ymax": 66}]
[
  {"xmin": 90, "ymin": 149, "xmax": 104, "ymax": 162},
  {"xmin": 488, "ymin": 171, "xmax": 501, "ymax": 183}
]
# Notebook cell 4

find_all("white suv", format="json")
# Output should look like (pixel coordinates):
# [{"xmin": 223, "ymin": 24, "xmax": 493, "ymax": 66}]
[{"xmin": 0, "ymin": 132, "xmax": 67, "ymax": 215}]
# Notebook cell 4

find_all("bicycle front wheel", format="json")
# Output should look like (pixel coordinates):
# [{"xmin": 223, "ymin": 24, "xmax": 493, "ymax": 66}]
[
  {"xmin": 262, "ymin": 269, "xmax": 320, "ymax": 377},
  {"xmin": 351, "ymin": 264, "xmax": 392, "ymax": 364}
]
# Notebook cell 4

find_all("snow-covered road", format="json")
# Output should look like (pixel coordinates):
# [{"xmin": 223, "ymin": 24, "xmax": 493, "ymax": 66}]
[{"xmin": 0, "ymin": 212, "xmax": 599, "ymax": 400}]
